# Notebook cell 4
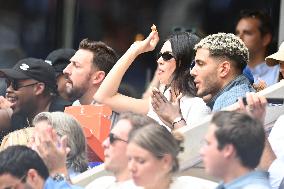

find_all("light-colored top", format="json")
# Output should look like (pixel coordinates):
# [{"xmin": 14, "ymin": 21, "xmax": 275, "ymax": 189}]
[
  {"xmin": 268, "ymin": 158, "xmax": 284, "ymax": 189},
  {"xmin": 249, "ymin": 63, "xmax": 279, "ymax": 86},
  {"xmin": 269, "ymin": 115, "xmax": 284, "ymax": 159},
  {"xmin": 147, "ymin": 87, "xmax": 211, "ymax": 130},
  {"xmin": 85, "ymin": 176, "xmax": 217, "ymax": 189},
  {"xmin": 0, "ymin": 127, "xmax": 34, "ymax": 151},
  {"xmin": 169, "ymin": 176, "xmax": 217, "ymax": 189},
  {"xmin": 85, "ymin": 176, "xmax": 137, "ymax": 189},
  {"xmin": 268, "ymin": 115, "xmax": 284, "ymax": 189},
  {"xmin": 216, "ymin": 171, "xmax": 271, "ymax": 189}
]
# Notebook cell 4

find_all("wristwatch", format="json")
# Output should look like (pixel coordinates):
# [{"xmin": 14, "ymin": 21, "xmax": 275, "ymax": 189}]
[{"xmin": 51, "ymin": 173, "xmax": 70, "ymax": 182}]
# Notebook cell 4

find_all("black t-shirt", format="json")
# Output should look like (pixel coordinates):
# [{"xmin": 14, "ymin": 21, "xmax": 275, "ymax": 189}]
[{"xmin": 0, "ymin": 96, "xmax": 71, "ymax": 142}]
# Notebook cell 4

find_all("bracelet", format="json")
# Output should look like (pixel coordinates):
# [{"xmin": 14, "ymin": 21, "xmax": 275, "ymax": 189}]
[{"xmin": 172, "ymin": 116, "xmax": 185, "ymax": 128}]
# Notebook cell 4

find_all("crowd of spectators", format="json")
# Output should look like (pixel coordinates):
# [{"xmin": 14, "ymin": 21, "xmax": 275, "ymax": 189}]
[{"xmin": 0, "ymin": 9, "xmax": 284, "ymax": 189}]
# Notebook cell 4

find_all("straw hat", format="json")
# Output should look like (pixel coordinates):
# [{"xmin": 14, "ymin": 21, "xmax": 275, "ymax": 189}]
[{"xmin": 266, "ymin": 42, "xmax": 284, "ymax": 66}]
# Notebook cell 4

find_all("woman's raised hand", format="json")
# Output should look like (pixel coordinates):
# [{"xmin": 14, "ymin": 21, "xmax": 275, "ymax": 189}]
[{"xmin": 131, "ymin": 26, "xmax": 159, "ymax": 54}]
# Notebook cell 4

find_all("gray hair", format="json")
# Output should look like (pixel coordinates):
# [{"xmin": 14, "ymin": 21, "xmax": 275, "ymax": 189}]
[
  {"xmin": 32, "ymin": 112, "xmax": 88, "ymax": 173},
  {"xmin": 195, "ymin": 33, "xmax": 249, "ymax": 72},
  {"xmin": 128, "ymin": 124, "xmax": 184, "ymax": 173}
]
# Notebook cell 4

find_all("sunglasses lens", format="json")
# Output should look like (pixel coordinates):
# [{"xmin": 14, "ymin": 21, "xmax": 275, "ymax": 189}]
[
  {"xmin": 109, "ymin": 133, "xmax": 115, "ymax": 144},
  {"xmin": 162, "ymin": 53, "xmax": 174, "ymax": 61},
  {"xmin": 157, "ymin": 52, "xmax": 174, "ymax": 61},
  {"xmin": 5, "ymin": 79, "xmax": 18, "ymax": 90}
]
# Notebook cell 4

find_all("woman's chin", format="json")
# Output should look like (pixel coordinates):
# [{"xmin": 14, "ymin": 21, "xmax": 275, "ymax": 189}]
[{"xmin": 159, "ymin": 79, "xmax": 170, "ymax": 86}]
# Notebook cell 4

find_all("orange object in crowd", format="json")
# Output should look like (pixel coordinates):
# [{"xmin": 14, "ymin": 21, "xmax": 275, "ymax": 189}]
[{"xmin": 64, "ymin": 104, "xmax": 112, "ymax": 162}]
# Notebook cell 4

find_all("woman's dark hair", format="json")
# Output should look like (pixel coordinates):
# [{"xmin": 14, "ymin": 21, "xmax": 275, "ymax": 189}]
[{"xmin": 167, "ymin": 32, "xmax": 200, "ymax": 97}]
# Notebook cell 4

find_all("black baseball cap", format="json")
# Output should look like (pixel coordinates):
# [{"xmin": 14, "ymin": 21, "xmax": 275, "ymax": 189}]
[
  {"xmin": 0, "ymin": 58, "xmax": 57, "ymax": 93},
  {"xmin": 45, "ymin": 48, "xmax": 75, "ymax": 76}
]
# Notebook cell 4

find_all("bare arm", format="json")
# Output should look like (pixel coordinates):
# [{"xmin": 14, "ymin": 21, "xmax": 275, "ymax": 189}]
[
  {"xmin": 258, "ymin": 138, "xmax": 276, "ymax": 170},
  {"xmin": 237, "ymin": 93, "xmax": 276, "ymax": 170},
  {"xmin": 94, "ymin": 30, "xmax": 159, "ymax": 114},
  {"xmin": 142, "ymin": 68, "xmax": 160, "ymax": 99}
]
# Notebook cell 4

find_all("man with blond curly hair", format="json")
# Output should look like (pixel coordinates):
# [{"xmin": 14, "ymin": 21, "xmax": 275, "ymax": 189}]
[{"xmin": 190, "ymin": 33, "xmax": 255, "ymax": 111}]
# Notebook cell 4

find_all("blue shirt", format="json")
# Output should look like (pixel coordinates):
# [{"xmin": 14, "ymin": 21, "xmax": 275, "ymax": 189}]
[
  {"xmin": 216, "ymin": 171, "xmax": 271, "ymax": 189},
  {"xmin": 207, "ymin": 74, "xmax": 255, "ymax": 111},
  {"xmin": 44, "ymin": 177, "xmax": 83, "ymax": 189},
  {"xmin": 248, "ymin": 63, "xmax": 279, "ymax": 86}
]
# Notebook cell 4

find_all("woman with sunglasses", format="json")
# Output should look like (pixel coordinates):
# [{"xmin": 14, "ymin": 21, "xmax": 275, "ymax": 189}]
[{"xmin": 94, "ymin": 28, "xmax": 210, "ymax": 130}]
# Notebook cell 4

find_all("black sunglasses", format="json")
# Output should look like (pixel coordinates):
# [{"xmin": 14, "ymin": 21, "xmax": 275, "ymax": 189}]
[
  {"xmin": 5, "ymin": 79, "xmax": 39, "ymax": 91},
  {"xmin": 109, "ymin": 133, "xmax": 128, "ymax": 144},
  {"xmin": 157, "ymin": 51, "xmax": 175, "ymax": 61}
]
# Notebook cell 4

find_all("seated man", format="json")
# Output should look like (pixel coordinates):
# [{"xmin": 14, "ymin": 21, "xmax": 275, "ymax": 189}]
[
  {"xmin": 236, "ymin": 10, "xmax": 279, "ymax": 86},
  {"xmin": 201, "ymin": 111, "xmax": 271, "ymax": 188},
  {"xmin": 0, "ymin": 145, "xmax": 82, "ymax": 189},
  {"xmin": 45, "ymin": 48, "xmax": 76, "ymax": 102},
  {"xmin": 0, "ymin": 58, "xmax": 68, "ymax": 141},
  {"xmin": 240, "ymin": 93, "xmax": 284, "ymax": 189},
  {"xmin": 190, "ymin": 33, "xmax": 255, "ymax": 111}
]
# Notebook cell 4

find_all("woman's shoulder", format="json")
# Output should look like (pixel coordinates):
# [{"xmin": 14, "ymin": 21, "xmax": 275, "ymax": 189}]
[
  {"xmin": 180, "ymin": 96, "xmax": 209, "ymax": 109},
  {"xmin": 181, "ymin": 96, "xmax": 205, "ymax": 103},
  {"xmin": 0, "ymin": 127, "xmax": 35, "ymax": 151},
  {"xmin": 170, "ymin": 176, "xmax": 217, "ymax": 189}
]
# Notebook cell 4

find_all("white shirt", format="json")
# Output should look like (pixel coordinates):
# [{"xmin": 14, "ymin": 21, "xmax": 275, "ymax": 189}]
[
  {"xmin": 169, "ymin": 176, "xmax": 217, "ymax": 189},
  {"xmin": 147, "ymin": 87, "xmax": 211, "ymax": 130},
  {"xmin": 268, "ymin": 158, "xmax": 284, "ymax": 189},
  {"xmin": 268, "ymin": 115, "xmax": 284, "ymax": 159},
  {"xmin": 85, "ymin": 176, "xmax": 137, "ymax": 189},
  {"xmin": 86, "ymin": 176, "xmax": 217, "ymax": 189}
]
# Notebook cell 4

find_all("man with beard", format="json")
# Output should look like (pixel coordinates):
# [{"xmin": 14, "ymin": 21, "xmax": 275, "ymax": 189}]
[
  {"xmin": 0, "ymin": 58, "xmax": 67, "ymax": 141},
  {"xmin": 45, "ymin": 48, "xmax": 76, "ymax": 102},
  {"xmin": 63, "ymin": 39, "xmax": 117, "ymax": 106},
  {"xmin": 190, "ymin": 33, "xmax": 255, "ymax": 111}
]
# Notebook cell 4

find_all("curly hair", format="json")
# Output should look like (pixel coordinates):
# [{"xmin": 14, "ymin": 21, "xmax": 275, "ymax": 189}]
[{"xmin": 194, "ymin": 33, "xmax": 249, "ymax": 73}]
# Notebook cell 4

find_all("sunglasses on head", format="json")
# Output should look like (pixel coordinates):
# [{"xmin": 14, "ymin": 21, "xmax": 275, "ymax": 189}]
[
  {"xmin": 157, "ymin": 51, "xmax": 175, "ymax": 61},
  {"xmin": 5, "ymin": 79, "xmax": 38, "ymax": 91},
  {"xmin": 109, "ymin": 133, "xmax": 128, "ymax": 144}
]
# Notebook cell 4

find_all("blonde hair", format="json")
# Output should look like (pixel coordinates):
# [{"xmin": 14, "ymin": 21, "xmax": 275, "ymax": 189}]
[
  {"xmin": 195, "ymin": 33, "xmax": 249, "ymax": 73},
  {"xmin": 128, "ymin": 124, "xmax": 184, "ymax": 173}
]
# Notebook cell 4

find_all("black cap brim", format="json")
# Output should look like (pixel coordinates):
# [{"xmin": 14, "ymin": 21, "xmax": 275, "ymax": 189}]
[{"xmin": 0, "ymin": 69, "xmax": 30, "ymax": 80}]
